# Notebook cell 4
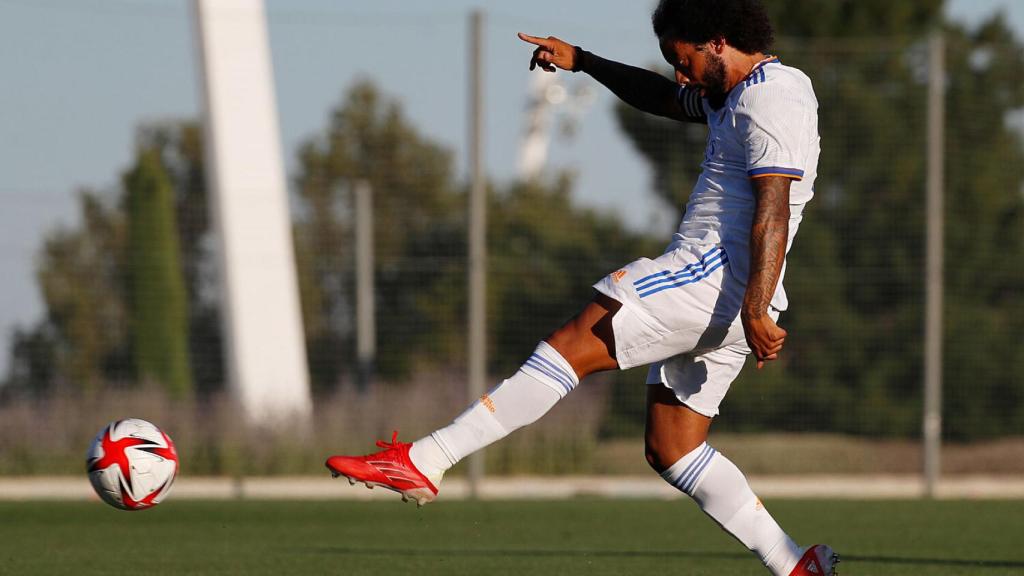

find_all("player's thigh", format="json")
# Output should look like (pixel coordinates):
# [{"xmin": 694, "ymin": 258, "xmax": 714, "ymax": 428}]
[
  {"xmin": 593, "ymin": 243, "xmax": 745, "ymax": 370},
  {"xmin": 647, "ymin": 341, "xmax": 749, "ymax": 420},
  {"xmin": 544, "ymin": 293, "xmax": 622, "ymax": 377}
]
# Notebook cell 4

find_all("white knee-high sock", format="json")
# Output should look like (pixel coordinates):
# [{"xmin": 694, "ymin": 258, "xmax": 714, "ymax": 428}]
[
  {"xmin": 409, "ymin": 341, "xmax": 577, "ymax": 482},
  {"xmin": 660, "ymin": 443, "xmax": 803, "ymax": 576}
]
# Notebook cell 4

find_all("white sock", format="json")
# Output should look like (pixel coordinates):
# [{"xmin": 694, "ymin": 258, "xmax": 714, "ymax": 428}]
[
  {"xmin": 661, "ymin": 443, "xmax": 803, "ymax": 576},
  {"xmin": 409, "ymin": 341, "xmax": 576, "ymax": 483}
]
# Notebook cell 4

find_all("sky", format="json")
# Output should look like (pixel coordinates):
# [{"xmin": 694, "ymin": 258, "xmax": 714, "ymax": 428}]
[{"xmin": 1, "ymin": 0, "xmax": 1022, "ymax": 377}]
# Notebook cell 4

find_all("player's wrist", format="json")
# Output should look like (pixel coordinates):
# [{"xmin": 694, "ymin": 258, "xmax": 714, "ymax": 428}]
[
  {"xmin": 572, "ymin": 46, "xmax": 589, "ymax": 72},
  {"xmin": 740, "ymin": 306, "xmax": 766, "ymax": 321}
]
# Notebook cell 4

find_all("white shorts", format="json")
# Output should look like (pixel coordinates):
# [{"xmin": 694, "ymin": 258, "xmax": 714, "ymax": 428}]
[{"xmin": 593, "ymin": 242, "xmax": 777, "ymax": 417}]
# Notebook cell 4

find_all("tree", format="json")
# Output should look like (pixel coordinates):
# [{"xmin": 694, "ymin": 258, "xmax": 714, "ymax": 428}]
[
  {"xmin": 29, "ymin": 192, "xmax": 130, "ymax": 395},
  {"xmin": 487, "ymin": 174, "xmax": 658, "ymax": 372},
  {"xmin": 124, "ymin": 149, "xmax": 192, "ymax": 398},
  {"xmin": 4, "ymin": 124, "xmax": 219, "ymax": 398},
  {"xmin": 939, "ymin": 20, "xmax": 1024, "ymax": 439},
  {"xmin": 8, "ymin": 79, "xmax": 656, "ymax": 407},
  {"xmin": 139, "ymin": 123, "xmax": 224, "ymax": 396},
  {"xmin": 293, "ymin": 80, "xmax": 464, "ymax": 388},
  {"xmin": 293, "ymin": 81, "xmax": 662, "ymax": 391}
]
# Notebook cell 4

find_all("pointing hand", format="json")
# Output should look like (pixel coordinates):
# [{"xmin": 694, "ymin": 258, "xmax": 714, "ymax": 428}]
[{"xmin": 518, "ymin": 32, "xmax": 578, "ymax": 73}]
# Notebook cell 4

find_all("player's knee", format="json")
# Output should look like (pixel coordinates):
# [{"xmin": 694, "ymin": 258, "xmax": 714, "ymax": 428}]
[
  {"xmin": 644, "ymin": 436, "xmax": 674, "ymax": 473},
  {"xmin": 644, "ymin": 427, "xmax": 709, "ymax": 473},
  {"xmin": 544, "ymin": 301, "xmax": 620, "ymax": 378}
]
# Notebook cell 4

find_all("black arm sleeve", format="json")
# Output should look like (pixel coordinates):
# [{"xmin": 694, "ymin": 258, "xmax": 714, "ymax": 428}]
[{"xmin": 575, "ymin": 48, "xmax": 705, "ymax": 123}]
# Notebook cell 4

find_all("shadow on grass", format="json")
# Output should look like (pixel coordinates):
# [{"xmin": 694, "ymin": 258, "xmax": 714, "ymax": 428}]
[
  {"xmin": 845, "ymin": 554, "xmax": 1024, "ymax": 570},
  {"xmin": 302, "ymin": 548, "xmax": 747, "ymax": 561},
  {"xmin": 303, "ymin": 547, "xmax": 1024, "ymax": 569}
]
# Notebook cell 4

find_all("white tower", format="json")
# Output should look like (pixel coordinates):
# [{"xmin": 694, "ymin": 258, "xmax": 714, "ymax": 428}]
[
  {"xmin": 192, "ymin": 0, "xmax": 312, "ymax": 425},
  {"xmin": 518, "ymin": 72, "xmax": 595, "ymax": 180}
]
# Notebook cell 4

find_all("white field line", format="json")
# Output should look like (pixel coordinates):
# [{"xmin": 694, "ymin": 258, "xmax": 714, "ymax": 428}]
[{"xmin": 3, "ymin": 475, "xmax": 1024, "ymax": 502}]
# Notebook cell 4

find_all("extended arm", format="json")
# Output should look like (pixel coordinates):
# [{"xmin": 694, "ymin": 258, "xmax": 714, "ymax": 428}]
[
  {"xmin": 576, "ymin": 50, "xmax": 691, "ymax": 121},
  {"xmin": 518, "ymin": 33, "xmax": 699, "ymax": 122},
  {"xmin": 741, "ymin": 175, "xmax": 791, "ymax": 369}
]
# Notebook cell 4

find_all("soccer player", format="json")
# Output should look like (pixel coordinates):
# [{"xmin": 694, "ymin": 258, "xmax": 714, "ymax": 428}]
[{"xmin": 327, "ymin": 1, "xmax": 837, "ymax": 574}]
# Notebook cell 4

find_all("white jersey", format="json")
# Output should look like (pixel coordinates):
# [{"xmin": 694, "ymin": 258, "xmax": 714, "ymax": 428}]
[{"xmin": 673, "ymin": 57, "xmax": 820, "ymax": 310}]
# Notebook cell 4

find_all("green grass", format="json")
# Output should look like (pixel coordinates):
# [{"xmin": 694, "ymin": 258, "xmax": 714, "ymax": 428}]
[{"xmin": 2, "ymin": 499, "xmax": 1023, "ymax": 575}]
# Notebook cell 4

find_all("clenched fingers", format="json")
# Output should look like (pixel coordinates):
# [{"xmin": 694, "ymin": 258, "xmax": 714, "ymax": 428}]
[{"xmin": 530, "ymin": 47, "xmax": 555, "ymax": 72}]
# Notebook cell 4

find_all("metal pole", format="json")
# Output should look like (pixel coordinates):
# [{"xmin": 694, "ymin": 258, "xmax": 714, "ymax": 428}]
[
  {"xmin": 923, "ymin": 31, "xmax": 945, "ymax": 499},
  {"xmin": 354, "ymin": 180, "xmax": 376, "ymax": 393},
  {"xmin": 466, "ymin": 9, "xmax": 487, "ymax": 499}
]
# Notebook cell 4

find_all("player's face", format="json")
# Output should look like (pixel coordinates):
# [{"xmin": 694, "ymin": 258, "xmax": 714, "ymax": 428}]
[{"xmin": 660, "ymin": 38, "xmax": 728, "ymax": 102}]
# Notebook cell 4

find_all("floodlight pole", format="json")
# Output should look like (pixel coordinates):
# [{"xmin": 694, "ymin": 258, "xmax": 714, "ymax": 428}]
[
  {"xmin": 923, "ymin": 31, "xmax": 945, "ymax": 499},
  {"xmin": 466, "ymin": 9, "xmax": 487, "ymax": 499}
]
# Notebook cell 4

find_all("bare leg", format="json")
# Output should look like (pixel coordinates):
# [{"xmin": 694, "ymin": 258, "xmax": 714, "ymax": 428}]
[
  {"xmin": 644, "ymin": 383, "xmax": 712, "ymax": 472},
  {"xmin": 545, "ymin": 293, "xmax": 622, "ymax": 378}
]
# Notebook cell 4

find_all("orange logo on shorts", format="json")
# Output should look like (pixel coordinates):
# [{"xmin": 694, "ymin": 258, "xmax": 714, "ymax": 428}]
[
  {"xmin": 480, "ymin": 394, "xmax": 496, "ymax": 413},
  {"xmin": 611, "ymin": 269, "xmax": 628, "ymax": 283}
]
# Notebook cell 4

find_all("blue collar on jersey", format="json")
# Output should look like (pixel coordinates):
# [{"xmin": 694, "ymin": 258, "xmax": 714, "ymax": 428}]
[
  {"xmin": 740, "ymin": 56, "xmax": 779, "ymax": 88},
  {"xmin": 743, "ymin": 56, "xmax": 780, "ymax": 82}
]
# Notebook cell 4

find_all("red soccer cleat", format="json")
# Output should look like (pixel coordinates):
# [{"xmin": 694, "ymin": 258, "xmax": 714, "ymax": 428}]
[
  {"xmin": 789, "ymin": 544, "xmax": 839, "ymax": 576},
  {"xmin": 325, "ymin": 431, "xmax": 439, "ymax": 507}
]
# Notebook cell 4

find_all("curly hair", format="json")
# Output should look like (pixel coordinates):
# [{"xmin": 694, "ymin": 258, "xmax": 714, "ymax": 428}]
[{"xmin": 652, "ymin": 0, "xmax": 774, "ymax": 55}]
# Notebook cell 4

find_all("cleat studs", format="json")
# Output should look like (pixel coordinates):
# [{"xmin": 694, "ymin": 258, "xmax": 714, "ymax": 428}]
[
  {"xmin": 365, "ymin": 483, "xmax": 374, "ymax": 490},
  {"xmin": 347, "ymin": 476, "xmax": 357, "ymax": 485},
  {"xmin": 330, "ymin": 471, "xmax": 339, "ymax": 479}
]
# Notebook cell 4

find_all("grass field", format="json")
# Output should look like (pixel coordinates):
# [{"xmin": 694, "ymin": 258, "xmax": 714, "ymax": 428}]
[{"xmin": 2, "ymin": 498, "xmax": 1023, "ymax": 575}]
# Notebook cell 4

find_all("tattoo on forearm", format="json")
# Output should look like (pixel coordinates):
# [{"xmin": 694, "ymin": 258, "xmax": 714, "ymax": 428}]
[{"xmin": 744, "ymin": 176, "xmax": 791, "ymax": 319}]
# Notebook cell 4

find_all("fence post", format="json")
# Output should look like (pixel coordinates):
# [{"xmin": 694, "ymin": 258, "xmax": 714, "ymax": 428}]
[
  {"xmin": 466, "ymin": 9, "xmax": 487, "ymax": 499},
  {"xmin": 923, "ymin": 31, "xmax": 945, "ymax": 499},
  {"xmin": 354, "ymin": 180, "xmax": 376, "ymax": 393}
]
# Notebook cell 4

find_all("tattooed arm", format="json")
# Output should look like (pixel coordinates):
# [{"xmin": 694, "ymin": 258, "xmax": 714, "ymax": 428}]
[{"xmin": 741, "ymin": 175, "xmax": 792, "ymax": 369}]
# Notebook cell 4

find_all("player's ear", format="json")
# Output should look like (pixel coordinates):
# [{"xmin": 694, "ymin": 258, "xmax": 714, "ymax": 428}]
[{"xmin": 708, "ymin": 36, "xmax": 726, "ymax": 55}]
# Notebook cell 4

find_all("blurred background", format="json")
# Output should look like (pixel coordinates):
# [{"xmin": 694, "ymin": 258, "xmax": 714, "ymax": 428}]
[{"xmin": 1, "ymin": 0, "xmax": 1022, "ymax": 489}]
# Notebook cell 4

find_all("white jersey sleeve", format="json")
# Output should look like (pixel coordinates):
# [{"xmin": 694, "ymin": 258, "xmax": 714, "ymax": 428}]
[
  {"xmin": 734, "ymin": 76, "xmax": 817, "ymax": 181},
  {"xmin": 676, "ymin": 84, "xmax": 708, "ymax": 123}
]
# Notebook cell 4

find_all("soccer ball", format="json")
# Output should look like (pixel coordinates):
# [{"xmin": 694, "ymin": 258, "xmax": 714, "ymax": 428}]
[{"xmin": 86, "ymin": 418, "xmax": 179, "ymax": 510}]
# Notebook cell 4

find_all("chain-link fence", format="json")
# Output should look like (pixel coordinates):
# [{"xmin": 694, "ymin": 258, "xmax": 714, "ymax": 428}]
[{"xmin": 1, "ymin": 5, "xmax": 1023, "ymax": 482}]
